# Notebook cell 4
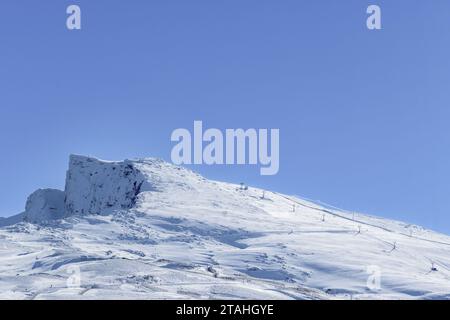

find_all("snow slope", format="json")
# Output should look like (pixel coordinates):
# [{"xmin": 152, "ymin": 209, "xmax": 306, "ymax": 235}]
[{"xmin": 0, "ymin": 155, "xmax": 449, "ymax": 300}]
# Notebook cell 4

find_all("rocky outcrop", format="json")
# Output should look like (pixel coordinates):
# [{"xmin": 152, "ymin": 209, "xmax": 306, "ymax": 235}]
[
  {"xmin": 64, "ymin": 155, "xmax": 153, "ymax": 216},
  {"xmin": 23, "ymin": 189, "xmax": 65, "ymax": 223}
]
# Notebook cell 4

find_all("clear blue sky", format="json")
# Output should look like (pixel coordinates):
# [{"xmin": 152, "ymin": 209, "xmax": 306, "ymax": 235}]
[{"xmin": 0, "ymin": 1, "xmax": 449, "ymax": 234}]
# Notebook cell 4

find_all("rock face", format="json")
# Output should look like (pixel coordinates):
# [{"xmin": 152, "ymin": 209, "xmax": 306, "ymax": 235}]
[
  {"xmin": 24, "ymin": 189, "xmax": 65, "ymax": 223},
  {"xmin": 64, "ymin": 155, "xmax": 153, "ymax": 216}
]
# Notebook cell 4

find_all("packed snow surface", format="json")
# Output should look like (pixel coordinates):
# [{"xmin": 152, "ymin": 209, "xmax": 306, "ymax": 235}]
[{"xmin": 0, "ymin": 155, "xmax": 450, "ymax": 300}]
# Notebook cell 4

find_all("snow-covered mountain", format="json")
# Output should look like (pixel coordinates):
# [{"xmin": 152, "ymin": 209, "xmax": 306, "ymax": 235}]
[{"xmin": 1, "ymin": 155, "xmax": 449, "ymax": 300}]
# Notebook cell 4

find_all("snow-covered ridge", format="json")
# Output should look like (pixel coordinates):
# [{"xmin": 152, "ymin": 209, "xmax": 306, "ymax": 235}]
[
  {"xmin": 12, "ymin": 155, "xmax": 204, "ymax": 224},
  {"xmin": 1, "ymin": 155, "xmax": 450, "ymax": 300}
]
